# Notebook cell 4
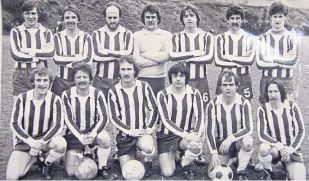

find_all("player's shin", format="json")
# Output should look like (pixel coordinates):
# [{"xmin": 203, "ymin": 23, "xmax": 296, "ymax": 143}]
[
  {"xmin": 258, "ymin": 154, "xmax": 273, "ymax": 170},
  {"xmin": 97, "ymin": 146, "xmax": 111, "ymax": 168},
  {"xmin": 181, "ymin": 141, "xmax": 202, "ymax": 167},
  {"xmin": 45, "ymin": 149, "xmax": 65, "ymax": 164},
  {"xmin": 237, "ymin": 149, "xmax": 253, "ymax": 171}
]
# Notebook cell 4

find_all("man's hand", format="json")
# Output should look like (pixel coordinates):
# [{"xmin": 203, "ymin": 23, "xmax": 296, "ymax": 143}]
[
  {"xmin": 280, "ymin": 146, "xmax": 295, "ymax": 157},
  {"xmin": 29, "ymin": 147, "xmax": 40, "ymax": 156},
  {"xmin": 211, "ymin": 153, "xmax": 221, "ymax": 168},
  {"xmin": 129, "ymin": 129, "xmax": 144, "ymax": 137},
  {"xmin": 33, "ymin": 140, "xmax": 44, "ymax": 150},
  {"xmin": 219, "ymin": 139, "xmax": 232, "ymax": 154},
  {"xmin": 281, "ymin": 155, "xmax": 291, "ymax": 163},
  {"xmin": 79, "ymin": 134, "xmax": 93, "ymax": 146},
  {"xmin": 185, "ymin": 132, "xmax": 199, "ymax": 142},
  {"xmin": 192, "ymin": 50, "xmax": 205, "ymax": 57},
  {"xmin": 145, "ymin": 127, "xmax": 154, "ymax": 135},
  {"xmin": 74, "ymin": 54, "xmax": 84, "ymax": 60}
]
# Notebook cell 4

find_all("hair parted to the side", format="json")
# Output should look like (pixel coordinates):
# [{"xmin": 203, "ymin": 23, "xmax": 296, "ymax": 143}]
[
  {"xmin": 264, "ymin": 78, "xmax": 286, "ymax": 102},
  {"xmin": 217, "ymin": 71, "xmax": 240, "ymax": 87},
  {"xmin": 72, "ymin": 62, "xmax": 93, "ymax": 81},
  {"xmin": 118, "ymin": 55, "xmax": 140, "ymax": 78},
  {"xmin": 102, "ymin": 2, "xmax": 123, "ymax": 17},
  {"xmin": 168, "ymin": 63, "xmax": 190, "ymax": 85},
  {"xmin": 141, "ymin": 4, "xmax": 161, "ymax": 25},
  {"xmin": 61, "ymin": 5, "xmax": 81, "ymax": 21},
  {"xmin": 30, "ymin": 67, "xmax": 53, "ymax": 83},
  {"xmin": 180, "ymin": 4, "xmax": 200, "ymax": 27},
  {"xmin": 226, "ymin": 5, "xmax": 245, "ymax": 20},
  {"xmin": 269, "ymin": 1, "xmax": 288, "ymax": 17},
  {"xmin": 21, "ymin": 0, "xmax": 41, "ymax": 16}
]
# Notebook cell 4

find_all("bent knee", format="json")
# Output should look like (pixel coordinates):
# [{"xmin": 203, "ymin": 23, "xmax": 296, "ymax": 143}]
[
  {"xmin": 139, "ymin": 135, "xmax": 154, "ymax": 153},
  {"xmin": 240, "ymin": 136, "xmax": 253, "ymax": 151},
  {"xmin": 96, "ymin": 131, "xmax": 111, "ymax": 148},
  {"xmin": 161, "ymin": 168, "xmax": 175, "ymax": 177},
  {"xmin": 50, "ymin": 136, "xmax": 67, "ymax": 153},
  {"xmin": 259, "ymin": 143, "xmax": 272, "ymax": 157}
]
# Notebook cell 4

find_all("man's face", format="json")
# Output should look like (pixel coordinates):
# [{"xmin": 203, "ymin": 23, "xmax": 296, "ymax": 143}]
[
  {"xmin": 105, "ymin": 6, "xmax": 120, "ymax": 31},
  {"xmin": 228, "ymin": 14, "xmax": 243, "ymax": 31},
  {"xmin": 270, "ymin": 13, "xmax": 286, "ymax": 32},
  {"xmin": 63, "ymin": 10, "xmax": 79, "ymax": 31},
  {"xmin": 23, "ymin": 7, "xmax": 39, "ymax": 28},
  {"xmin": 183, "ymin": 10, "xmax": 197, "ymax": 28},
  {"xmin": 267, "ymin": 83, "xmax": 281, "ymax": 103},
  {"xmin": 119, "ymin": 61, "xmax": 135, "ymax": 83},
  {"xmin": 220, "ymin": 76, "xmax": 238, "ymax": 97},
  {"xmin": 144, "ymin": 12, "xmax": 158, "ymax": 31},
  {"xmin": 74, "ymin": 70, "xmax": 90, "ymax": 90},
  {"xmin": 171, "ymin": 72, "xmax": 186, "ymax": 88},
  {"xmin": 33, "ymin": 74, "xmax": 50, "ymax": 96}
]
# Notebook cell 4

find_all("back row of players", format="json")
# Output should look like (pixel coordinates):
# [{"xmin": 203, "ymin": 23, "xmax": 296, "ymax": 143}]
[{"xmin": 7, "ymin": 0, "xmax": 305, "ymax": 180}]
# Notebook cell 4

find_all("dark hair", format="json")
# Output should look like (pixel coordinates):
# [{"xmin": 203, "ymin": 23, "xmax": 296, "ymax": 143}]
[
  {"xmin": 102, "ymin": 2, "xmax": 123, "ymax": 18},
  {"xmin": 269, "ymin": 1, "xmax": 288, "ymax": 17},
  {"xmin": 217, "ymin": 71, "xmax": 240, "ymax": 87},
  {"xmin": 21, "ymin": 0, "xmax": 41, "ymax": 16},
  {"xmin": 118, "ymin": 55, "xmax": 140, "ymax": 78},
  {"xmin": 141, "ymin": 4, "xmax": 161, "ymax": 25},
  {"xmin": 226, "ymin": 5, "xmax": 245, "ymax": 20},
  {"xmin": 264, "ymin": 78, "xmax": 286, "ymax": 102},
  {"xmin": 180, "ymin": 4, "xmax": 200, "ymax": 27},
  {"xmin": 61, "ymin": 5, "xmax": 81, "ymax": 21},
  {"xmin": 72, "ymin": 62, "xmax": 93, "ymax": 81},
  {"xmin": 30, "ymin": 67, "xmax": 53, "ymax": 83},
  {"xmin": 168, "ymin": 63, "xmax": 189, "ymax": 85}
]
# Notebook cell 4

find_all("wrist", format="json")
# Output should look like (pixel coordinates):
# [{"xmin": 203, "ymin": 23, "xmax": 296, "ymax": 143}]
[{"xmin": 182, "ymin": 131, "xmax": 189, "ymax": 138}]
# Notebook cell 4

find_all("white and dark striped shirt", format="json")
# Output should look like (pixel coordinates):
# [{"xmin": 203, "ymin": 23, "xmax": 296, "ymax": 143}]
[
  {"xmin": 53, "ymin": 30, "xmax": 93, "ymax": 80},
  {"xmin": 11, "ymin": 90, "xmax": 63, "ymax": 146},
  {"xmin": 206, "ymin": 94, "xmax": 253, "ymax": 154},
  {"xmin": 92, "ymin": 25, "xmax": 133, "ymax": 79},
  {"xmin": 257, "ymin": 100, "xmax": 305, "ymax": 150},
  {"xmin": 170, "ymin": 29, "xmax": 213, "ymax": 79},
  {"xmin": 215, "ymin": 30, "xmax": 255, "ymax": 75},
  {"xmin": 256, "ymin": 29, "xmax": 298, "ymax": 78},
  {"xmin": 108, "ymin": 80, "xmax": 158, "ymax": 134},
  {"xmin": 62, "ymin": 86, "xmax": 108, "ymax": 139},
  {"xmin": 157, "ymin": 85, "xmax": 204, "ymax": 137},
  {"xmin": 10, "ymin": 23, "xmax": 54, "ymax": 69}
]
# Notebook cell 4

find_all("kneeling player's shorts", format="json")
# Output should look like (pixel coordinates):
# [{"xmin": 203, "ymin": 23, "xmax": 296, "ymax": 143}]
[
  {"xmin": 51, "ymin": 76, "xmax": 74, "ymax": 97},
  {"xmin": 259, "ymin": 76, "xmax": 294, "ymax": 103},
  {"xmin": 93, "ymin": 76, "xmax": 119, "ymax": 99},
  {"xmin": 272, "ymin": 148, "xmax": 304, "ymax": 164},
  {"xmin": 13, "ymin": 69, "xmax": 34, "ymax": 96},
  {"xmin": 216, "ymin": 73, "xmax": 253, "ymax": 101},
  {"xmin": 116, "ymin": 132, "xmax": 139, "ymax": 157},
  {"xmin": 156, "ymin": 133, "xmax": 181, "ymax": 154},
  {"xmin": 64, "ymin": 133, "xmax": 96, "ymax": 151},
  {"xmin": 188, "ymin": 77, "xmax": 210, "ymax": 106},
  {"xmin": 216, "ymin": 139, "xmax": 238, "ymax": 158}
]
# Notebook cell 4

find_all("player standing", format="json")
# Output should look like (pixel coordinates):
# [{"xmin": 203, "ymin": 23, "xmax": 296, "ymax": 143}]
[
  {"xmin": 256, "ymin": 79, "xmax": 306, "ymax": 180},
  {"xmin": 157, "ymin": 63, "xmax": 204, "ymax": 180},
  {"xmin": 108, "ymin": 55, "xmax": 158, "ymax": 178},
  {"xmin": 10, "ymin": 0, "xmax": 54, "ymax": 101},
  {"xmin": 206, "ymin": 71, "xmax": 253, "ymax": 180},
  {"xmin": 6, "ymin": 67, "xmax": 66, "ymax": 180},
  {"xmin": 51, "ymin": 5, "xmax": 92, "ymax": 96},
  {"xmin": 256, "ymin": 1, "xmax": 298, "ymax": 103},
  {"xmin": 133, "ymin": 4, "xmax": 172, "ymax": 96},
  {"xmin": 215, "ymin": 5, "xmax": 255, "ymax": 101},
  {"xmin": 62, "ymin": 63, "xmax": 116, "ymax": 180}
]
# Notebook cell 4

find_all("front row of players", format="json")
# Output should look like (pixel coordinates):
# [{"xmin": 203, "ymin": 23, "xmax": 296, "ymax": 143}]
[{"xmin": 6, "ymin": 57, "xmax": 306, "ymax": 180}]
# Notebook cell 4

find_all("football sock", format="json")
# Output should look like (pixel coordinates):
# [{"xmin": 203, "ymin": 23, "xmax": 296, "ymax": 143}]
[
  {"xmin": 97, "ymin": 147, "xmax": 111, "ymax": 168},
  {"xmin": 258, "ymin": 154, "xmax": 273, "ymax": 171},
  {"xmin": 181, "ymin": 149, "xmax": 198, "ymax": 167},
  {"xmin": 142, "ymin": 147, "xmax": 155, "ymax": 162},
  {"xmin": 237, "ymin": 149, "xmax": 253, "ymax": 171},
  {"xmin": 45, "ymin": 149, "xmax": 64, "ymax": 164}
]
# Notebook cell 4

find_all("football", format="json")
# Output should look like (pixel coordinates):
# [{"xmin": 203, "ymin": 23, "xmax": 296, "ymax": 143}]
[
  {"xmin": 122, "ymin": 160, "xmax": 145, "ymax": 180},
  {"xmin": 208, "ymin": 164, "xmax": 233, "ymax": 180},
  {"xmin": 74, "ymin": 156, "xmax": 98, "ymax": 180}
]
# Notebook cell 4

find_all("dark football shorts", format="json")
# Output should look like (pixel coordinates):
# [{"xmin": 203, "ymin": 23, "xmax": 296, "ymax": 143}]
[
  {"xmin": 156, "ymin": 133, "xmax": 181, "ymax": 154},
  {"xmin": 216, "ymin": 139, "xmax": 238, "ymax": 158},
  {"xmin": 13, "ymin": 69, "xmax": 34, "ymax": 96},
  {"xmin": 116, "ymin": 132, "xmax": 139, "ymax": 157},
  {"xmin": 92, "ymin": 76, "xmax": 119, "ymax": 99},
  {"xmin": 188, "ymin": 76, "xmax": 210, "ymax": 106},
  {"xmin": 51, "ymin": 76, "xmax": 74, "ymax": 97}
]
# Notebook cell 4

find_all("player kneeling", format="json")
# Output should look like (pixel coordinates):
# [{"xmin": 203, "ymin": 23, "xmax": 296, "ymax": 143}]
[
  {"xmin": 6, "ymin": 67, "xmax": 67, "ymax": 180},
  {"xmin": 157, "ymin": 63, "xmax": 204, "ymax": 180},
  {"xmin": 108, "ymin": 55, "xmax": 158, "ymax": 178},
  {"xmin": 206, "ymin": 71, "xmax": 253, "ymax": 180},
  {"xmin": 256, "ymin": 79, "xmax": 306, "ymax": 180},
  {"xmin": 62, "ymin": 63, "xmax": 117, "ymax": 180}
]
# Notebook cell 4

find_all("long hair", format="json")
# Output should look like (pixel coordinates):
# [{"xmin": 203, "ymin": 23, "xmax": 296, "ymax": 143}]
[
  {"xmin": 179, "ymin": 4, "xmax": 200, "ymax": 27},
  {"xmin": 264, "ymin": 78, "xmax": 286, "ymax": 102},
  {"xmin": 168, "ymin": 63, "xmax": 189, "ymax": 85}
]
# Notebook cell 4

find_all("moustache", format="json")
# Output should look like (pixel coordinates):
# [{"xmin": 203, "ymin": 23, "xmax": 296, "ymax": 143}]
[
  {"xmin": 232, "ymin": 23, "xmax": 239, "ymax": 26},
  {"xmin": 78, "ymin": 81, "xmax": 87, "ymax": 85},
  {"xmin": 66, "ymin": 22, "xmax": 76, "ymax": 25}
]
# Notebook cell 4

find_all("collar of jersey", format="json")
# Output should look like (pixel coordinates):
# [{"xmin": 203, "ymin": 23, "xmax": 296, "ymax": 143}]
[
  {"xmin": 60, "ymin": 29, "xmax": 84, "ymax": 37},
  {"xmin": 165, "ymin": 85, "xmax": 194, "ymax": 95},
  {"xmin": 265, "ymin": 99, "xmax": 292, "ymax": 111},
  {"xmin": 180, "ymin": 28, "xmax": 204, "ymax": 35},
  {"xmin": 27, "ymin": 89, "xmax": 52, "ymax": 101},
  {"xmin": 70, "ymin": 86, "xmax": 96, "ymax": 99},
  {"xmin": 98, "ymin": 25, "xmax": 126, "ymax": 33},
  {"xmin": 137, "ymin": 28, "xmax": 165, "ymax": 36},
  {"xmin": 215, "ymin": 93, "xmax": 242, "ymax": 105},
  {"xmin": 18, "ymin": 23, "xmax": 46, "ymax": 31},
  {"xmin": 265, "ymin": 28, "xmax": 290, "ymax": 35},
  {"xmin": 226, "ymin": 29, "xmax": 246, "ymax": 36},
  {"xmin": 115, "ymin": 79, "xmax": 143, "ymax": 90}
]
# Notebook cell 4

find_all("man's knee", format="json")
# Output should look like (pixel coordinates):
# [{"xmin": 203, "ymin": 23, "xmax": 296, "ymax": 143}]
[
  {"xmin": 50, "ymin": 136, "xmax": 67, "ymax": 153},
  {"xmin": 288, "ymin": 162, "xmax": 306, "ymax": 180},
  {"xmin": 259, "ymin": 143, "xmax": 272, "ymax": 157},
  {"xmin": 139, "ymin": 135, "xmax": 154, "ymax": 154},
  {"xmin": 240, "ymin": 136, "xmax": 253, "ymax": 152},
  {"xmin": 96, "ymin": 130, "xmax": 111, "ymax": 149},
  {"xmin": 161, "ymin": 167, "xmax": 175, "ymax": 177}
]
